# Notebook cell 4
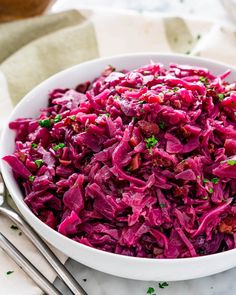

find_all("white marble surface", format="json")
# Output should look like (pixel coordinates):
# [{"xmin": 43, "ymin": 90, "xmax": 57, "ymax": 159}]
[{"xmin": 50, "ymin": 1, "xmax": 236, "ymax": 295}]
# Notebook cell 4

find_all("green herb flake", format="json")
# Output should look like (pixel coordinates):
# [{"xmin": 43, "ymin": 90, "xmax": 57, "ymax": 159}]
[
  {"xmin": 203, "ymin": 179, "xmax": 209, "ymax": 183},
  {"xmin": 173, "ymin": 87, "xmax": 179, "ymax": 92},
  {"xmin": 10, "ymin": 225, "xmax": 18, "ymax": 230},
  {"xmin": 232, "ymin": 101, "xmax": 235, "ymax": 106},
  {"xmin": 147, "ymin": 287, "xmax": 155, "ymax": 294},
  {"xmin": 154, "ymin": 74, "xmax": 159, "ymax": 79},
  {"xmin": 218, "ymin": 93, "xmax": 224, "ymax": 101},
  {"xmin": 70, "ymin": 115, "xmax": 76, "ymax": 120},
  {"xmin": 31, "ymin": 143, "xmax": 38, "ymax": 149},
  {"xmin": 34, "ymin": 159, "xmax": 44, "ymax": 168},
  {"xmin": 159, "ymin": 282, "xmax": 169, "ymax": 289},
  {"xmin": 28, "ymin": 175, "xmax": 35, "ymax": 182},
  {"xmin": 104, "ymin": 113, "xmax": 110, "ymax": 117},
  {"xmin": 6, "ymin": 271, "xmax": 14, "ymax": 275},
  {"xmin": 53, "ymin": 114, "xmax": 61, "ymax": 123},
  {"xmin": 208, "ymin": 188, "xmax": 214, "ymax": 194},
  {"xmin": 108, "ymin": 64, "xmax": 116, "ymax": 71},
  {"xmin": 159, "ymin": 121, "xmax": 165, "ymax": 129},
  {"xmin": 113, "ymin": 95, "xmax": 119, "ymax": 100},
  {"xmin": 199, "ymin": 76, "xmax": 207, "ymax": 83},
  {"xmin": 138, "ymin": 100, "xmax": 147, "ymax": 105},
  {"xmin": 53, "ymin": 143, "xmax": 65, "ymax": 151},
  {"xmin": 160, "ymin": 203, "xmax": 166, "ymax": 208},
  {"xmin": 227, "ymin": 159, "xmax": 236, "ymax": 166},
  {"xmin": 145, "ymin": 135, "xmax": 158, "ymax": 149},
  {"xmin": 38, "ymin": 119, "xmax": 51, "ymax": 128},
  {"xmin": 211, "ymin": 177, "xmax": 219, "ymax": 184}
]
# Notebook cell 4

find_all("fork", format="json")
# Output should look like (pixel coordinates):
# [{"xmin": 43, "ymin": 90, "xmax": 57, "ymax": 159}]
[{"xmin": 0, "ymin": 174, "xmax": 87, "ymax": 295}]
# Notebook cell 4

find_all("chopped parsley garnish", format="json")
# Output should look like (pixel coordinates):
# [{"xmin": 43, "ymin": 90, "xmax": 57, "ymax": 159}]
[
  {"xmin": 147, "ymin": 287, "xmax": 155, "ymax": 294},
  {"xmin": 199, "ymin": 76, "xmax": 207, "ymax": 83},
  {"xmin": 159, "ymin": 121, "xmax": 165, "ymax": 129},
  {"xmin": 227, "ymin": 159, "xmax": 236, "ymax": 166},
  {"xmin": 160, "ymin": 203, "xmax": 166, "ymax": 208},
  {"xmin": 6, "ymin": 271, "xmax": 14, "ymax": 275},
  {"xmin": 54, "ymin": 114, "xmax": 61, "ymax": 123},
  {"xmin": 34, "ymin": 159, "xmax": 44, "ymax": 168},
  {"xmin": 28, "ymin": 175, "xmax": 35, "ymax": 182},
  {"xmin": 104, "ymin": 113, "xmax": 110, "ymax": 117},
  {"xmin": 211, "ymin": 177, "xmax": 219, "ymax": 184},
  {"xmin": 232, "ymin": 101, "xmax": 235, "ymax": 106},
  {"xmin": 113, "ymin": 95, "xmax": 119, "ymax": 100},
  {"xmin": 208, "ymin": 188, "xmax": 214, "ymax": 194},
  {"xmin": 145, "ymin": 135, "xmax": 158, "ymax": 149},
  {"xmin": 31, "ymin": 143, "xmax": 38, "ymax": 149},
  {"xmin": 203, "ymin": 179, "xmax": 209, "ymax": 183},
  {"xmin": 218, "ymin": 93, "xmax": 224, "ymax": 101},
  {"xmin": 159, "ymin": 282, "xmax": 169, "ymax": 289},
  {"xmin": 10, "ymin": 225, "xmax": 18, "ymax": 230},
  {"xmin": 173, "ymin": 87, "xmax": 179, "ymax": 92},
  {"xmin": 38, "ymin": 119, "xmax": 51, "ymax": 128},
  {"xmin": 138, "ymin": 100, "xmax": 147, "ymax": 105},
  {"xmin": 53, "ymin": 143, "xmax": 65, "ymax": 151},
  {"xmin": 70, "ymin": 115, "xmax": 76, "ymax": 120}
]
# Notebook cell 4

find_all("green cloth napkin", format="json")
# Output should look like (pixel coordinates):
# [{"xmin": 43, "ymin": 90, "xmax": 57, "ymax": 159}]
[{"xmin": 0, "ymin": 10, "xmax": 99, "ymax": 105}]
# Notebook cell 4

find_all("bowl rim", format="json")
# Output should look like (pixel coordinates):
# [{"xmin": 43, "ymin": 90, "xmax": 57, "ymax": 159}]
[{"xmin": 1, "ymin": 52, "xmax": 236, "ymax": 265}]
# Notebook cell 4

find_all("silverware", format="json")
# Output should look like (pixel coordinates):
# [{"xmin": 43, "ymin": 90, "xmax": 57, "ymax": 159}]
[
  {"xmin": 0, "ymin": 174, "xmax": 87, "ymax": 295},
  {"xmin": 0, "ymin": 233, "xmax": 62, "ymax": 295}
]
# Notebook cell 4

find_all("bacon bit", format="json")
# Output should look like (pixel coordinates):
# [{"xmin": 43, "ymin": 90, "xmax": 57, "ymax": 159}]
[
  {"xmin": 18, "ymin": 152, "xmax": 26, "ymax": 162},
  {"xmin": 172, "ymin": 100, "xmax": 182, "ymax": 109},
  {"xmin": 72, "ymin": 123, "xmax": 80, "ymax": 133},
  {"xmin": 208, "ymin": 143, "xmax": 215, "ymax": 153},
  {"xmin": 219, "ymin": 215, "xmax": 236, "ymax": 233},
  {"xmin": 59, "ymin": 159, "xmax": 72, "ymax": 166},
  {"xmin": 115, "ymin": 86, "xmax": 135, "ymax": 94},
  {"xmin": 173, "ymin": 186, "xmax": 188, "ymax": 197},
  {"xmin": 75, "ymin": 81, "xmax": 90, "ymax": 93},
  {"xmin": 143, "ymin": 92, "xmax": 162, "ymax": 104},
  {"xmin": 180, "ymin": 126, "xmax": 191, "ymax": 138},
  {"xmin": 129, "ymin": 153, "xmax": 141, "ymax": 171},
  {"xmin": 138, "ymin": 120, "xmax": 159, "ymax": 137},
  {"xmin": 152, "ymin": 157, "xmax": 172, "ymax": 168},
  {"xmin": 174, "ymin": 161, "xmax": 190, "ymax": 173}
]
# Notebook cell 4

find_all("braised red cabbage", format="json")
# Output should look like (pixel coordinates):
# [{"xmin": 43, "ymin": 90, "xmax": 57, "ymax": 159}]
[{"xmin": 4, "ymin": 63, "xmax": 236, "ymax": 258}]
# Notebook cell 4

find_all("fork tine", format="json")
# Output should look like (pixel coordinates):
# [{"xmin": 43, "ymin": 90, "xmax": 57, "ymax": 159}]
[
  {"xmin": 0, "ymin": 233, "xmax": 62, "ymax": 295},
  {"xmin": 0, "ymin": 174, "xmax": 87, "ymax": 295}
]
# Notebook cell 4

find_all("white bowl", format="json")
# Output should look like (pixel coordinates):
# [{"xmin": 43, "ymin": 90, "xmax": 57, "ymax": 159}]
[{"xmin": 1, "ymin": 53, "xmax": 236, "ymax": 281}]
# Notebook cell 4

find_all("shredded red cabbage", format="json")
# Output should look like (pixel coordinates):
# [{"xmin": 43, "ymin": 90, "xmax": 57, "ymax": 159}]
[{"xmin": 4, "ymin": 62, "xmax": 236, "ymax": 258}]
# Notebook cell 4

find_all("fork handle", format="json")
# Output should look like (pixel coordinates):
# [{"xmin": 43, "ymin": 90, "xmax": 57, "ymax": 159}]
[
  {"xmin": 0, "ymin": 206, "xmax": 87, "ymax": 295},
  {"xmin": 0, "ymin": 233, "xmax": 62, "ymax": 295}
]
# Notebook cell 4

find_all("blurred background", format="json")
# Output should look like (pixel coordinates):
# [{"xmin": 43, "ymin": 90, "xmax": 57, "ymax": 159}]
[{"xmin": 0, "ymin": 0, "xmax": 235, "ymax": 25}]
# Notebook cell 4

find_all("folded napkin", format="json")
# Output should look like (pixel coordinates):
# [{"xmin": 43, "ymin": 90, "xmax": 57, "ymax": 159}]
[{"xmin": 1, "ymin": 7, "xmax": 236, "ymax": 295}]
